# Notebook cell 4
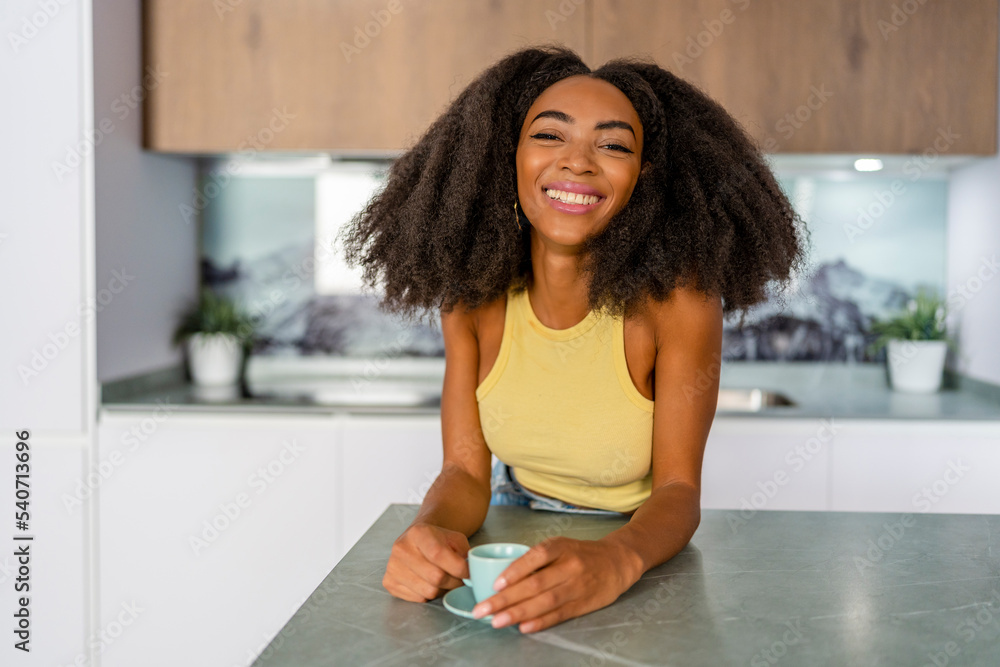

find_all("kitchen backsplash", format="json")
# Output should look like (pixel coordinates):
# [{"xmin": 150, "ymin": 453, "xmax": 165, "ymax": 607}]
[{"xmin": 200, "ymin": 159, "xmax": 947, "ymax": 362}]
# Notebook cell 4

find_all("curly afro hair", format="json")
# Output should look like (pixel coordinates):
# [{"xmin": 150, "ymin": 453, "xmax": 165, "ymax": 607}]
[{"xmin": 340, "ymin": 45, "xmax": 809, "ymax": 327}]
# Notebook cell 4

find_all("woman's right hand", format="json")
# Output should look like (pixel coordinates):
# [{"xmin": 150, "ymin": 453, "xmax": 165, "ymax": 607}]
[{"xmin": 382, "ymin": 522, "xmax": 471, "ymax": 602}]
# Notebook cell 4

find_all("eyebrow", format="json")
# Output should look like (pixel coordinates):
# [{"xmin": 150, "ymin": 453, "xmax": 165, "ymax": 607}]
[{"xmin": 530, "ymin": 110, "xmax": 636, "ymax": 138}]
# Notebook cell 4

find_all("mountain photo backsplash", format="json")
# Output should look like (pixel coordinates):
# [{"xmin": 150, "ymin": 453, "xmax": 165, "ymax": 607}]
[{"xmin": 199, "ymin": 166, "xmax": 947, "ymax": 363}]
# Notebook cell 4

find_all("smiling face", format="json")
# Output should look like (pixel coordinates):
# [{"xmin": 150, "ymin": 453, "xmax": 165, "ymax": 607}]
[{"xmin": 515, "ymin": 75, "xmax": 644, "ymax": 249}]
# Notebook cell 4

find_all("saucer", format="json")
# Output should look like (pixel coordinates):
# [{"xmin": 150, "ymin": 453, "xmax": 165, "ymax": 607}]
[{"xmin": 443, "ymin": 586, "xmax": 493, "ymax": 624}]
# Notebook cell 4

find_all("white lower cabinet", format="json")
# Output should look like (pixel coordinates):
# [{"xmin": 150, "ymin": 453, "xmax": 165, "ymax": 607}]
[
  {"xmin": 97, "ymin": 409, "xmax": 443, "ymax": 667},
  {"xmin": 339, "ymin": 415, "xmax": 444, "ymax": 558},
  {"xmin": 702, "ymin": 417, "xmax": 1000, "ymax": 516},
  {"xmin": 97, "ymin": 411, "xmax": 342, "ymax": 667},
  {"xmin": 701, "ymin": 418, "xmax": 834, "ymax": 512},
  {"xmin": 829, "ymin": 421, "xmax": 1000, "ymax": 515},
  {"xmin": 96, "ymin": 407, "xmax": 998, "ymax": 667}
]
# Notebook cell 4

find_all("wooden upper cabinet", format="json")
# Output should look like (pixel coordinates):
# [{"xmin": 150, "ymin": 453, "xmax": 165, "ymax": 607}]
[
  {"xmin": 592, "ymin": 0, "xmax": 999, "ymax": 154},
  {"xmin": 145, "ymin": 0, "xmax": 998, "ymax": 154},
  {"xmin": 143, "ymin": 0, "xmax": 588, "ymax": 152}
]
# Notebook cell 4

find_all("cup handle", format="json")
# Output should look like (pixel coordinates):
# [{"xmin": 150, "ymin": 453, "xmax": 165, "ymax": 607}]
[{"xmin": 462, "ymin": 578, "xmax": 473, "ymax": 588}]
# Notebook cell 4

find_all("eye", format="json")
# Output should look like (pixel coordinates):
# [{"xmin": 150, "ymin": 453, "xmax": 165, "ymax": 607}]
[
  {"xmin": 529, "ymin": 132, "xmax": 561, "ymax": 141},
  {"xmin": 602, "ymin": 143, "xmax": 634, "ymax": 154}
]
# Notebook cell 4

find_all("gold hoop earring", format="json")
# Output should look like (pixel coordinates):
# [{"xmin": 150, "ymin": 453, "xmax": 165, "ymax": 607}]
[{"xmin": 514, "ymin": 200, "xmax": 522, "ymax": 231}]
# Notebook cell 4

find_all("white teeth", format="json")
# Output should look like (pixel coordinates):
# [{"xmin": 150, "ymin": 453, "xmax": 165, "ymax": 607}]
[{"xmin": 544, "ymin": 189, "xmax": 601, "ymax": 205}]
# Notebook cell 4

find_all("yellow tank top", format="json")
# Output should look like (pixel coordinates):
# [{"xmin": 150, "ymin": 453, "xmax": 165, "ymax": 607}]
[{"xmin": 475, "ymin": 285, "xmax": 655, "ymax": 513}]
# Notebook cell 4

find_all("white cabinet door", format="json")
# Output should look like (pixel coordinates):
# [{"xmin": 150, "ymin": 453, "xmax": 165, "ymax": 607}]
[
  {"xmin": 830, "ymin": 421, "xmax": 1000, "ymax": 514},
  {"xmin": 701, "ymin": 418, "xmax": 836, "ymax": 513},
  {"xmin": 339, "ymin": 415, "xmax": 443, "ymax": 557},
  {"xmin": 97, "ymin": 411, "xmax": 340, "ymax": 667}
]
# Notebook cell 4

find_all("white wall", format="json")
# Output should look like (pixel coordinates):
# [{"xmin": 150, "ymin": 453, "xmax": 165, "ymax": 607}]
[
  {"xmin": 946, "ymin": 9, "xmax": 1000, "ymax": 387},
  {"xmin": 93, "ymin": 0, "xmax": 199, "ymax": 383},
  {"xmin": 0, "ymin": 0, "xmax": 94, "ymax": 664}
]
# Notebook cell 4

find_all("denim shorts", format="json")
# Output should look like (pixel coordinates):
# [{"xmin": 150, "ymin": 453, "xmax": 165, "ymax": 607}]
[{"xmin": 489, "ymin": 459, "xmax": 626, "ymax": 516}]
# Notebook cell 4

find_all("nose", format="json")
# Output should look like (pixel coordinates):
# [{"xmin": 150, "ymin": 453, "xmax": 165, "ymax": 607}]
[{"xmin": 556, "ymin": 142, "xmax": 597, "ymax": 175}]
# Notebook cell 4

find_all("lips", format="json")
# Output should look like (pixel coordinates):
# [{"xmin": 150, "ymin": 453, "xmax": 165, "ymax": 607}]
[{"xmin": 542, "ymin": 181, "xmax": 605, "ymax": 212}]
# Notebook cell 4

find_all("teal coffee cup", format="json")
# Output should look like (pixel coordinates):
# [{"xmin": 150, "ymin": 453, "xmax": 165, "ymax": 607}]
[{"xmin": 462, "ymin": 543, "xmax": 530, "ymax": 603}]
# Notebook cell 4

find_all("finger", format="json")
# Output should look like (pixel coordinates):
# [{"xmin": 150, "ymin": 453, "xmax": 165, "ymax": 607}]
[
  {"xmin": 517, "ymin": 605, "xmax": 573, "ymax": 634},
  {"xmin": 400, "ymin": 548, "xmax": 466, "ymax": 591},
  {"xmin": 396, "ymin": 578, "xmax": 437, "ymax": 603},
  {"xmin": 442, "ymin": 530, "xmax": 472, "ymax": 559},
  {"xmin": 473, "ymin": 564, "xmax": 565, "ymax": 619},
  {"xmin": 414, "ymin": 533, "xmax": 469, "ymax": 581},
  {"xmin": 385, "ymin": 577, "xmax": 429, "ymax": 603},
  {"xmin": 385, "ymin": 557, "xmax": 442, "ymax": 601},
  {"xmin": 383, "ymin": 565, "xmax": 431, "ymax": 603},
  {"xmin": 494, "ymin": 540, "xmax": 563, "ymax": 591},
  {"xmin": 490, "ymin": 582, "xmax": 577, "ymax": 630},
  {"xmin": 400, "ymin": 560, "xmax": 450, "ymax": 600}
]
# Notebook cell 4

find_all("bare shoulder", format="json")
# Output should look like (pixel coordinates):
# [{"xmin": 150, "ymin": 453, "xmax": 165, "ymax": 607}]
[
  {"xmin": 444, "ymin": 292, "xmax": 506, "ymax": 340},
  {"xmin": 639, "ymin": 284, "xmax": 723, "ymax": 349}
]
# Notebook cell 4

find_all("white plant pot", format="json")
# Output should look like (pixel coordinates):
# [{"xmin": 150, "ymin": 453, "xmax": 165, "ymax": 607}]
[
  {"xmin": 186, "ymin": 332, "xmax": 244, "ymax": 386},
  {"xmin": 885, "ymin": 339, "xmax": 947, "ymax": 393}
]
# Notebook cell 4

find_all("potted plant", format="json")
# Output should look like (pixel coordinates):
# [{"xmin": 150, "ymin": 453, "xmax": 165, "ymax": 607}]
[
  {"xmin": 867, "ymin": 288, "xmax": 957, "ymax": 393},
  {"xmin": 173, "ymin": 287, "xmax": 256, "ymax": 386}
]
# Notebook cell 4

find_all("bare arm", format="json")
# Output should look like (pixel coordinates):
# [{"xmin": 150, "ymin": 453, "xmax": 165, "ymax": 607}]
[
  {"xmin": 600, "ymin": 284, "xmax": 722, "ymax": 579},
  {"xmin": 412, "ymin": 304, "xmax": 494, "ymax": 535},
  {"xmin": 382, "ymin": 303, "xmax": 495, "ymax": 602}
]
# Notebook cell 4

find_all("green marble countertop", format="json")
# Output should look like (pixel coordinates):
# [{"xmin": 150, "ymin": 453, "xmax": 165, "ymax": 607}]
[
  {"xmin": 251, "ymin": 504, "xmax": 1000, "ymax": 666},
  {"xmin": 101, "ymin": 362, "xmax": 1000, "ymax": 420}
]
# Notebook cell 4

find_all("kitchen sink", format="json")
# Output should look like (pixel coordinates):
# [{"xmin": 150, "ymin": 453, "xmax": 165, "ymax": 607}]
[
  {"xmin": 247, "ymin": 379, "xmax": 792, "ymax": 413},
  {"xmin": 245, "ymin": 357, "xmax": 793, "ymax": 412},
  {"xmin": 716, "ymin": 388, "xmax": 795, "ymax": 412},
  {"xmin": 249, "ymin": 377, "xmax": 443, "ymax": 408}
]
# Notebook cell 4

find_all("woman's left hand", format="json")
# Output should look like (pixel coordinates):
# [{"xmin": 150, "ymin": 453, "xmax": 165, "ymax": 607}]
[{"xmin": 471, "ymin": 536, "xmax": 643, "ymax": 633}]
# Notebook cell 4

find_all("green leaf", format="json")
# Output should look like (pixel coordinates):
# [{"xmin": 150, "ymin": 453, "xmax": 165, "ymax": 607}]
[
  {"xmin": 172, "ymin": 287, "xmax": 257, "ymax": 349},
  {"xmin": 866, "ymin": 287, "xmax": 956, "ymax": 355}
]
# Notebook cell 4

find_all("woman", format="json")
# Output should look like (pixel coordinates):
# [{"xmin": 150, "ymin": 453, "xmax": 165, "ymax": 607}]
[{"xmin": 341, "ymin": 45, "xmax": 807, "ymax": 633}]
